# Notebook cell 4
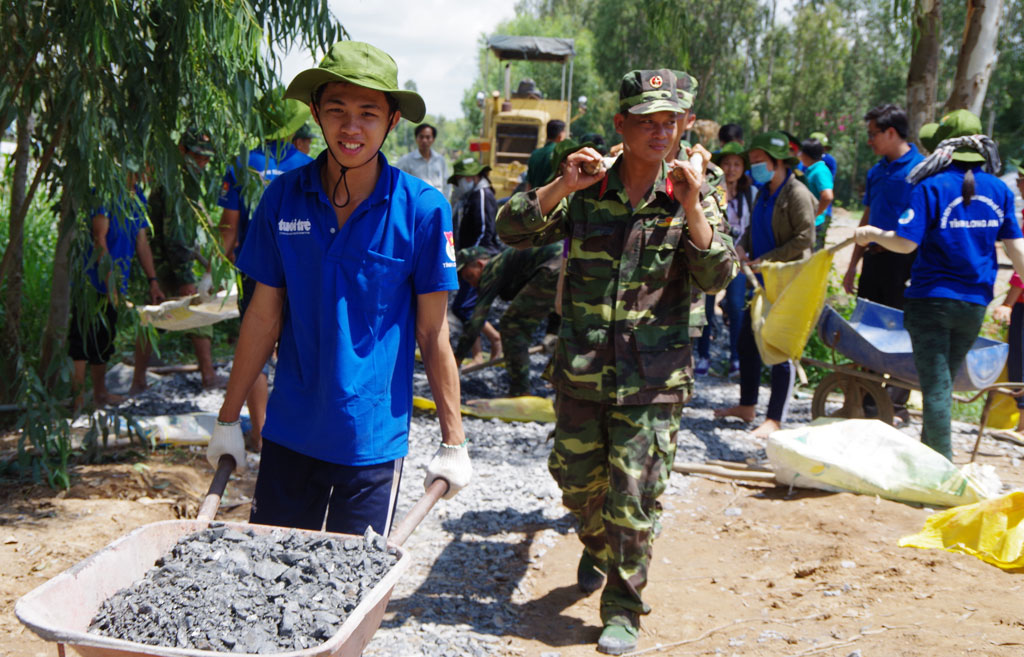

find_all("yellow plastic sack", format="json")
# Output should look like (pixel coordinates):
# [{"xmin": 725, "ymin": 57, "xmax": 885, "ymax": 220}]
[
  {"xmin": 899, "ymin": 491, "xmax": 1024, "ymax": 571},
  {"xmin": 984, "ymin": 365, "xmax": 1020, "ymax": 430},
  {"xmin": 412, "ymin": 395, "xmax": 555, "ymax": 424},
  {"xmin": 752, "ymin": 249, "xmax": 834, "ymax": 365}
]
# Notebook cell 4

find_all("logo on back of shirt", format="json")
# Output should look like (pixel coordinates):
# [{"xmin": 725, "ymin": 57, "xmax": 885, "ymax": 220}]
[
  {"xmin": 444, "ymin": 231, "xmax": 456, "ymax": 261},
  {"xmin": 278, "ymin": 218, "xmax": 312, "ymax": 235},
  {"xmin": 898, "ymin": 209, "xmax": 914, "ymax": 225}
]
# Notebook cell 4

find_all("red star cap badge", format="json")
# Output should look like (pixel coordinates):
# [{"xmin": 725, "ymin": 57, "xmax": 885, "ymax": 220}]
[{"xmin": 650, "ymin": 75, "xmax": 663, "ymax": 88}]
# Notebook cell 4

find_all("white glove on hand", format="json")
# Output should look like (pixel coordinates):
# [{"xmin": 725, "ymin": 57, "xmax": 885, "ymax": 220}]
[
  {"xmin": 424, "ymin": 443, "xmax": 472, "ymax": 500},
  {"xmin": 207, "ymin": 420, "xmax": 247, "ymax": 473}
]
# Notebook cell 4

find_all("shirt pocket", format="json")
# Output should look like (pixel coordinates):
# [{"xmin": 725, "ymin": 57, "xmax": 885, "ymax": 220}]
[
  {"xmin": 640, "ymin": 224, "xmax": 685, "ymax": 281},
  {"xmin": 336, "ymin": 249, "xmax": 408, "ymax": 334}
]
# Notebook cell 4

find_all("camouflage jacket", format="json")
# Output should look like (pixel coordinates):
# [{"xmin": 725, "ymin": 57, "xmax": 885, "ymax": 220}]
[
  {"xmin": 454, "ymin": 243, "xmax": 562, "ymax": 362},
  {"xmin": 496, "ymin": 158, "xmax": 737, "ymax": 405}
]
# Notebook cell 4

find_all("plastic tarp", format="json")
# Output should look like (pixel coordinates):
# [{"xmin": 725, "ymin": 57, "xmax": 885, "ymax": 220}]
[
  {"xmin": 413, "ymin": 395, "xmax": 555, "ymax": 424},
  {"xmin": 899, "ymin": 491, "xmax": 1024, "ymax": 571},
  {"xmin": 766, "ymin": 419, "xmax": 999, "ymax": 508},
  {"xmin": 751, "ymin": 249, "xmax": 834, "ymax": 365},
  {"xmin": 486, "ymin": 35, "xmax": 575, "ymax": 61},
  {"xmin": 137, "ymin": 289, "xmax": 238, "ymax": 331}
]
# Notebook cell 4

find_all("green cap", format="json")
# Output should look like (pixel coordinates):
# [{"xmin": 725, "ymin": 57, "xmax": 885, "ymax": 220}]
[
  {"xmin": 670, "ymin": 70, "xmax": 698, "ymax": 110},
  {"xmin": 747, "ymin": 131, "xmax": 799, "ymax": 167},
  {"xmin": 183, "ymin": 128, "xmax": 214, "ymax": 157},
  {"xmin": 284, "ymin": 41, "xmax": 426, "ymax": 123},
  {"xmin": 545, "ymin": 138, "xmax": 598, "ymax": 184},
  {"xmin": 712, "ymin": 141, "xmax": 748, "ymax": 168},
  {"xmin": 919, "ymin": 122, "xmax": 939, "ymax": 151},
  {"xmin": 932, "ymin": 109, "xmax": 986, "ymax": 163},
  {"xmin": 619, "ymin": 69, "xmax": 684, "ymax": 115},
  {"xmin": 258, "ymin": 88, "xmax": 312, "ymax": 141},
  {"xmin": 293, "ymin": 123, "xmax": 315, "ymax": 140},
  {"xmin": 447, "ymin": 157, "xmax": 491, "ymax": 184},
  {"xmin": 809, "ymin": 131, "xmax": 830, "ymax": 150},
  {"xmin": 456, "ymin": 246, "xmax": 491, "ymax": 272}
]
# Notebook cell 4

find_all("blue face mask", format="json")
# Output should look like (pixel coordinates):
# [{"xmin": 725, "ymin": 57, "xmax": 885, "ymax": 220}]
[{"xmin": 750, "ymin": 162, "xmax": 774, "ymax": 184}]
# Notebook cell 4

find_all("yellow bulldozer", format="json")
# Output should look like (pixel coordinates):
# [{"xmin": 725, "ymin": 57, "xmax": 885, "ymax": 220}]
[{"xmin": 469, "ymin": 35, "xmax": 584, "ymax": 200}]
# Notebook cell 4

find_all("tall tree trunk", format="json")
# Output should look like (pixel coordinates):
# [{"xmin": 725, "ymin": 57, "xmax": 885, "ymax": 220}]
[
  {"xmin": 38, "ymin": 166, "xmax": 76, "ymax": 385},
  {"xmin": 944, "ymin": 0, "xmax": 1003, "ymax": 114},
  {"xmin": 905, "ymin": 0, "xmax": 941, "ymax": 147},
  {"xmin": 0, "ymin": 110, "xmax": 32, "ymax": 401}
]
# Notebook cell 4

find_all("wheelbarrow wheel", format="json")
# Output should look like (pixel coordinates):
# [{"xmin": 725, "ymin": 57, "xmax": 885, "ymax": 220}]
[{"xmin": 811, "ymin": 372, "xmax": 895, "ymax": 424}]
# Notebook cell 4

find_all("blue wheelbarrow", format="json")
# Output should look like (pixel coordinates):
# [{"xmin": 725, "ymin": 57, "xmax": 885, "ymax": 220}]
[{"xmin": 803, "ymin": 299, "xmax": 1022, "ymax": 461}]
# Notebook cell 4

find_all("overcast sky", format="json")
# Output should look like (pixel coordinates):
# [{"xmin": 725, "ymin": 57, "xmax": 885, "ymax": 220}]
[
  {"xmin": 280, "ymin": 0, "xmax": 800, "ymax": 121},
  {"xmin": 281, "ymin": 0, "xmax": 519, "ymax": 120}
]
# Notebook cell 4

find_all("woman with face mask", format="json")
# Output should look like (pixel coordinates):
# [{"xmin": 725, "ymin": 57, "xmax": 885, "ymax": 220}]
[
  {"xmin": 449, "ymin": 158, "xmax": 501, "ymax": 252},
  {"xmin": 714, "ymin": 131, "xmax": 816, "ymax": 438}
]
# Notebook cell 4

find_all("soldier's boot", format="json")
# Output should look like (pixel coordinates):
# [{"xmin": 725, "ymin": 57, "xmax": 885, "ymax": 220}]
[
  {"xmin": 597, "ymin": 612, "xmax": 639, "ymax": 655},
  {"xmin": 577, "ymin": 549, "xmax": 606, "ymax": 594}
]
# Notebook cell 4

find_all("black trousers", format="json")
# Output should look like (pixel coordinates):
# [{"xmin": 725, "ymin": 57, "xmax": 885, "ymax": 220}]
[{"xmin": 737, "ymin": 308, "xmax": 794, "ymax": 422}]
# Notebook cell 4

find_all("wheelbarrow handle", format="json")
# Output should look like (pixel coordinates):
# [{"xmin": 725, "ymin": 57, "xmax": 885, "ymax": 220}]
[
  {"xmin": 388, "ymin": 477, "xmax": 449, "ymax": 547},
  {"xmin": 197, "ymin": 455, "xmax": 236, "ymax": 522}
]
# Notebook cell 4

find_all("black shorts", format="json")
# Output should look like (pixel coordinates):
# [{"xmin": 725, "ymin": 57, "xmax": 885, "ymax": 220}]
[{"xmin": 68, "ymin": 300, "xmax": 120, "ymax": 365}]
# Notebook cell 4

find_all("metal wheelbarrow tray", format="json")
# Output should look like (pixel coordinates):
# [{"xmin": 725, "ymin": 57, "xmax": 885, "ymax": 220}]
[{"xmin": 15, "ymin": 518, "xmax": 413, "ymax": 657}]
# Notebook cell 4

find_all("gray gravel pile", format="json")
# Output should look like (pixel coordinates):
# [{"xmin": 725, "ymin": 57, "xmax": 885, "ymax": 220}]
[{"xmin": 89, "ymin": 524, "xmax": 397, "ymax": 653}]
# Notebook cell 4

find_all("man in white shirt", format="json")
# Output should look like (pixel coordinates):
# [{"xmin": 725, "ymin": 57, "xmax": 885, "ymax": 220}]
[{"xmin": 396, "ymin": 123, "xmax": 448, "ymax": 197}]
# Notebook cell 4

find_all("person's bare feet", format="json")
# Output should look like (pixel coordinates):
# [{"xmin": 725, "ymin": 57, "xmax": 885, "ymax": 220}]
[
  {"xmin": 128, "ymin": 382, "xmax": 148, "ymax": 395},
  {"xmin": 97, "ymin": 392, "xmax": 127, "ymax": 406},
  {"xmin": 202, "ymin": 373, "xmax": 229, "ymax": 390},
  {"xmin": 714, "ymin": 404, "xmax": 756, "ymax": 422},
  {"xmin": 750, "ymin": 418, "xmax": 781, "ymax": 439}
]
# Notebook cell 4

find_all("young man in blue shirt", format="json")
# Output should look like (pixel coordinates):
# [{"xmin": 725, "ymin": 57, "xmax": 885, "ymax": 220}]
[
  {"xmin": 798, "ymin": 137, "xmax": 834, "ymax": 251},
  {"xmin": 208, "ymin": 41, "xmax": 472, "ymax": 535},
  {"xmin": 218, "ymin": 93, "xmax": 314, "ymax": 451}
]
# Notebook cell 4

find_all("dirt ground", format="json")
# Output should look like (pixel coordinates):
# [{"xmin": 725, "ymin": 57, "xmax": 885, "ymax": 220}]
[{"xmin": 3, "ymin": 446, "xmax": 1023, "ymax": 657}]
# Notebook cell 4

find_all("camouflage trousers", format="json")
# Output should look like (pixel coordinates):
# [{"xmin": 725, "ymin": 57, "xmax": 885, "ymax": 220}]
[
  {"xmin": 549, "ymin": 392, "xmax": 682, "ymax": 622},
  {"xmin": 499, "ymin": 267, "xmax": 558, "ymax": 396}
]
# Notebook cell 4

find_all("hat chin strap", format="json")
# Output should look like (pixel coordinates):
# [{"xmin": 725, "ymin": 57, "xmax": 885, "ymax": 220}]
[{"xmin": 313, "ymin": 102, "xmax": 395, "ymax": 210}]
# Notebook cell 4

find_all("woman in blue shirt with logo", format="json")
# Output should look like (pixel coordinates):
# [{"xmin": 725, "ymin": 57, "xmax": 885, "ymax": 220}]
[{"xmin": 855, "ymin": 110, "xmax": 1024, "ymax": 460}]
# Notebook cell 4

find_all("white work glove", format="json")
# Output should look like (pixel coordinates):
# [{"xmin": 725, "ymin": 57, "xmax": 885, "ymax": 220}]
[
  {"xmin": 541, "ymin": 333, "xmax": 559, "ymax": 354},
  {"xmin": 424, "ymin": 442, "xmax": 472, "ymax": 500},
  {"xmin": 207, "ymin": 420, "xmax": 247, "ymax": 474}
]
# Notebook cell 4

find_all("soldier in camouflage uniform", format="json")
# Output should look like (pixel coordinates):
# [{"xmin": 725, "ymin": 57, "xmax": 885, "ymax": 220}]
[
  {"xmin": 496, "ymin": 69, "xmax": 737, "ymax": 655},
  {"xmin": 453, "ymin": 244, "xmax": 561, "ymax": 395}
]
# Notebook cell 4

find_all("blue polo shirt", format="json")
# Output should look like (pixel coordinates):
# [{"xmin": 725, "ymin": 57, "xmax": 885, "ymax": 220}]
[
  {"xmin": 85, "ymin": 187, "xmax": 148, "ymax": 294},
  {"xmin": 750, "ymin": 172, "xmax": 788, "ymax": 260},
  {"xmin": 897, "ymin": 166, "xmax": 1021, "ymax": 306},
  {"xmin": 218, "ymin": 142, "xmax": 314, "ymax": 258},
  {"xmin": 238, "ymin": 152, "xmax": 458, "ymax": 465},
  {"xmin": 863, "ymin": 144, "xmax": 924, "ymax": 231}
]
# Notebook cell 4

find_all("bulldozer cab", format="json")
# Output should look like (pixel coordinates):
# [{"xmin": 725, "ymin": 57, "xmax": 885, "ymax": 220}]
[{"xmin": 470, "ymin": 36, "xmax": 576, "ymax": 200}]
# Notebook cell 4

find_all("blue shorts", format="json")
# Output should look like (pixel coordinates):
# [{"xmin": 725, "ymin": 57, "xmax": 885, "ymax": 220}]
[{"xmin": 250, "ymin": 439, "xmax": 404, "ymax": 537}]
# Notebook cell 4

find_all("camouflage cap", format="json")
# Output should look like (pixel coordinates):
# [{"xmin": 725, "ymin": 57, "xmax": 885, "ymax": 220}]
[
  {"xmin": 447, "ymin": 157, "xmax": 491, "ymax": 184},
  {"xmin": 183, "ymin": 128, "xmax": 214, "ymax": 157},
  {"xmin": 670, "ymin": 70, "xmax": 698, "ymax": 110},
  {"xmin": 933, "ymin": 109, "xmax": 986, "ymax": 163},
  {"xmin": 619, "ymin": 69, "xmax": 684, "ymax": 115},
  {"xmin": 456, "ymin": 246, "xmax": 492, "ymax": 272}
]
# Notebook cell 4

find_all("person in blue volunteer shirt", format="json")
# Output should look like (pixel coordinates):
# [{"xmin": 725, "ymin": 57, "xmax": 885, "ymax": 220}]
[
  {"xmin": 218, "ymin": 92, "xmax": 314, "ymax": 451},
  {"xmin": 855, "ymin": 110, "xmax": 1024, "ymax": 460},
  {"xmin": 208, "ymin": 41, "xmax": 472, "ymax": 536},
  {"xmin": 715, "ymin": 131, "xmax": 815, "ymax": 439},
  {"xmin": 70, "ymin": 182, "xmax": 164, "ymax": 408}
]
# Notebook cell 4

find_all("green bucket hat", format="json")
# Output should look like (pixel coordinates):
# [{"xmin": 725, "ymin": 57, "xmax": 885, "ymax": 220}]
[
  {"xmin": 456, "ymin": 246, "xmax": 492, "ymax": 272},
  {"xmin": 747, "ymin": 131, "xmax": 799, "ymax": 167},
  {"xmin": 619, "ymin": 69, "xmax": 684, "ymax": 115},
  {"xmin": 809, "ymin": 131, "xmax": 831, "ymax": 150},
  {"xmin": 258, "ymin": 89, "xmax": 312, "ymax": 141},
  {"xmin": 712, "ymin": 141, "xmax": 748, "ymax": 168},
  {"xmin": 670, "ymin": 70, "xmax": 698, "ymax": 110},
  {"xmin": 293, "ymin": 123, "xmax": 315, "ymax": 140},
  {"xmin": 284, "ymin": 41, "xmax": 426, "ymax": 123},
  {"xmin": 919, "ymin": 122, "xmax": 939, "ymax": 152},
  {"xmin": 933, "ymin": 109, "xmax": 986, "ymax": 163},
  {"xmin": 447, "ymin": 157, "xmax": 491, "ymax": 184}
]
